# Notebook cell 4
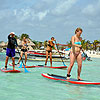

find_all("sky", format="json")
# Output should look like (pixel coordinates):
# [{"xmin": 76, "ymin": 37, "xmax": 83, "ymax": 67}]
[{"xmin": 0, "ymin": 0, "xmax": 100, "ymax": 43}]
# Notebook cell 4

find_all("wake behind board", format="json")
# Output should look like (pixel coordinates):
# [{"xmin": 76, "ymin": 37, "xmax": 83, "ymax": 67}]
[
  {"xmin": 0, "ymin": 67, "xmax": 21, "ymax": 73},
  {"xmin": 41, "ymin": 73, "xmax": 100, "ymax": 85},
  {"xmin": 9, "ymin": 63, "xmax": 67, "ymax": 69}
]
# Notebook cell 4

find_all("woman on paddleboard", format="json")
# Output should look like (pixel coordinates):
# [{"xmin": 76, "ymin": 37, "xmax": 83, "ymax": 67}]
[
  {"xmin": 67, "ymin": 28, "xmax": 83, "ymax": 80},
  {"xmin": 17, "ymin": 37, "xmax": 30, "ymax": 66},
  {"xmin": 5, "ymin": 32, "xmax": 18, "ymax": 70},
  {"xmin": 45, "ymin": 37, "xmax": 59, "ymax": 67}
]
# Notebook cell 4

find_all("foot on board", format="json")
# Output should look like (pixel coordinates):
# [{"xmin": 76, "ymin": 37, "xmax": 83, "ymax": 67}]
[{"xmin": 66, "ymin": 74, "xmax": 71, "ymax": 80}]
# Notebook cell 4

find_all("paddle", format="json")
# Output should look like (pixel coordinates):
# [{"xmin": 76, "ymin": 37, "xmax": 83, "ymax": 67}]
[
  {"xmin": 81, "ymin": 48, "xmax": 91, "ymax": 61},
  {"xmin": 17, "ymin": 50, "xmax": 29, "ymax": 73},
  {"xmin": 81, "ymin": 48, "xmax": 90, "ymax": 58},
  {"xmin": 55, "ymin": 41, "xmax": 66, "ymax": 66}
]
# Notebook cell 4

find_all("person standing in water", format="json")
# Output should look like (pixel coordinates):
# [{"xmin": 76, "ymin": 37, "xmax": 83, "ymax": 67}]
[
  {"xmin": 67, "ymin": 28, "xmax": 83, "ymax": 80},
  {"xmin": 17, "ymin": 37, "xmax": 30, "ymax": 66},
  {"xmin": 45, "ymin": 37, "xmax": 59, "ymax": 67},
  {"xmin": 5, "ymin": 32, "xmax": 18, "ymax": 70}
]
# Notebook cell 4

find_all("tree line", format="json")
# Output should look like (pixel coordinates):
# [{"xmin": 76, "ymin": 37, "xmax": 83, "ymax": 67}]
[{"xmin": 13, "ymin": 33, "xmax": 100, "ymax": 51}]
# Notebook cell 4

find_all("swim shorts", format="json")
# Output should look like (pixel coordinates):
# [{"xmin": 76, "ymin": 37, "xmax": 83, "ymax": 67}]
[
  {"xmin": 21, "ymin": 49, "xmax": 27, "ymax": 52},
  {"xmin": 6, "ymin": 48, "xmax": 15, "ymax": 57}
]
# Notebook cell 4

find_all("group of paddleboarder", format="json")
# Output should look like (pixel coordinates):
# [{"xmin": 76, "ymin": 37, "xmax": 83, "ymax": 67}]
[{"xmin": 5, "ymin": 27, "xmax": 84, "ymax": 80}]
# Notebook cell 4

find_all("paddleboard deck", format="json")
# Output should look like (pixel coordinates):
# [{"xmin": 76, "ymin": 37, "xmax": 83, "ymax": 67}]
[
  {"xmin": 19, "ymin": 65, "xmax": 67, "ymax": 68},
  {"xmin": 0, "ymin": 67, "xmax": 21, "ymax": 73},
  {"xmin": 9, "ymin": 63, "xmax": 67, "ymax": 69},
  {"xmin": 41, "ymin": 73, "xmax": 100, "ymax": 85},
  {"xmin": 32, "ymin": 65, "xmax": 67, "ymax": 69}
]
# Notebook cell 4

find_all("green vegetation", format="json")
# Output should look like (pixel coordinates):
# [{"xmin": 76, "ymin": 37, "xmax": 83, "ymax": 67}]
[
  {"xmin": 20, "ymin": 34, "xmax": 29, "ymax": 40},
  {"xmin": 1, "ymin": 33, "xmax": 100, "ymax": 51},
  {"xmin": 14, "ymin": 33, "xmax": 29, "ymax": 40}
]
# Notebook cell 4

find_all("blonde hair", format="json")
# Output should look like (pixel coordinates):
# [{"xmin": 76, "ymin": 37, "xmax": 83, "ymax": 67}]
[{"xmin": 75, "ymin": 27, "xmax": 83, "ymax": 34}]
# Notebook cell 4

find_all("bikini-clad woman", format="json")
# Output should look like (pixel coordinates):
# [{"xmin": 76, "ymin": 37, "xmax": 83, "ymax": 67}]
[
  {"xmin": 67, "ymin": 28, "xmax": 83, "ymax": 80},
  {"xmin": 45, "ymin": 37, "xmax": 58, "ymax": 67},
  {"xmin": 17, "ymin": 37, "xmax": 30, "ymax": 66}
]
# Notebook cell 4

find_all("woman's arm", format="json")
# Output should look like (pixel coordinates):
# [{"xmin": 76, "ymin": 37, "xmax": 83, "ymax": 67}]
[{"xmin": 54, "ymin": 44, "xmax": 59, "ymax": 52}]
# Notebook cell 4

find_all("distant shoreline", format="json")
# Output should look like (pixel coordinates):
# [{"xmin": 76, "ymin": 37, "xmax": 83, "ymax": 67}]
[
  {"xmin": 85, "ymin": 50, "xmax": 100, "ymax": 58},
  {"xmin": 87, "ymin": 54, "xmax": 100, "ymax": 58}
]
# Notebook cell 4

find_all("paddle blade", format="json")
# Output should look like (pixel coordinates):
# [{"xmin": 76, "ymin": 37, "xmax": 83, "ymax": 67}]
[
  {"xmin": 63, "ymin": 62, "xmax": 66, "ymax": 66},
  {"xmin": 23, "ymin": 65, "xmax": 29, "ymax": 73},
  {"xmin": 19, "ymin": 62, "xmax": 22, "ymax": 68}
]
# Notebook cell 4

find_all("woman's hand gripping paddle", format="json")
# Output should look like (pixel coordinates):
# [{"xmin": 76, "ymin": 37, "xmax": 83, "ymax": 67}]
[{"xmin": 80, "ymin": 47, "xmax": 91, "ymax": 61}]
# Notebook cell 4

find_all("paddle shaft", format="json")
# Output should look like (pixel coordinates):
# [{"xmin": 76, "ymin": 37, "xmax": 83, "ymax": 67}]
[
  {"xmin": 55, "ymin": 41, "xmax": 66, "ymax": 66},
  {"xmin": 81, "ymin": 48, "xmax": 88, "ymax": 58}
]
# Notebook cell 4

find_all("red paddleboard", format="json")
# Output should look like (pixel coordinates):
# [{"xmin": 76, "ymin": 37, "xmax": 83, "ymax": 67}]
[
  {"xmin": 23, "ymin": 65, "xmax": 67, "ymax": 69},
  {"xmin": 28, "ymin": 51, "xmax": 46, "ymax": 55},
  {"xmin": 41, "ymin": 73, "xmax": 100, "ymax": 85},
  {"xmin": 0, "ymin": 67, "xmax": 21, "ymax": 73},
  {"xmin": 9, "ymin": 63, "xmax": 67, "ymax": 69}
]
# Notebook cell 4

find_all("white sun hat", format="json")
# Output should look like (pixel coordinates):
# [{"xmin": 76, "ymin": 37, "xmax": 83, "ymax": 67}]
[{"xmin": 10, "ymin": 32, "xmax": 15, "ymax": 35}]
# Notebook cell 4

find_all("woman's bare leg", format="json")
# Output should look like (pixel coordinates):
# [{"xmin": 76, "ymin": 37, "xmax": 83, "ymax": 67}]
[
  {"xmin": 76, "ymin": 52, "xmax": 82, "ymax": 80},
  {"xmin": 25, "ymin": 52, "xmax": 27, "ymax": 66},
  {"xmin": 49, "ymin": 52, "xmax": 52, "ymax": 67},
  {"xmin": 67, "ymin": 52, "xmax": 76, "ymax": 80},
  {"xmin": 18, "ymin": 51, "xmax": 23, "ymax": 64},
  {"xmin": 45, "ymin": 51, "xmax": 48, "ymax": 66}
]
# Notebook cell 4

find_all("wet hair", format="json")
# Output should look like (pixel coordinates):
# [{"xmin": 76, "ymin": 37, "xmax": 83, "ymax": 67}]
[
  {"xmin": 51, "ymin": 37, "xmax": 55, "ymax": 40},
  {"xmin": 75, "ymin": 27, "xmax": 83, "ymax": 34}
]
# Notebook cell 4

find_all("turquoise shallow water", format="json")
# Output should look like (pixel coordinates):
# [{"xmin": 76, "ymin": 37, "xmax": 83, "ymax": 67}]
[{"xmin": 0, "ymin": 53, "xmax": 100, "ymax": 100}]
